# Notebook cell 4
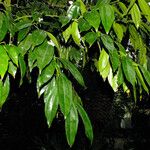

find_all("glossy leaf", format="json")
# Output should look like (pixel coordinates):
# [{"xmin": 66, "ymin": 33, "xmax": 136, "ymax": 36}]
[
  {"xmin": 0, "ymin": 45, "xmax": 9, "ymax": 78},
  {"xmin": 130, "ymin": 3, "xmax": 141, "ymax": 29},
  {"xmin": 122, "ymin": 56, "xmax": 136, "ymax": 86},
  {"xmin": 57, "ymin": 73, "xmax": 72, "ymax": 118},
  {"xmin": 0, "ymin": 12, "xmax": 8, "ymax": 41},
  {"xmin": 101, "ymin": 34, "xmax": 115, "ymax": 51},
  {"xmin": 35, "ymin": 41, "xmax": 54, "ymax": 73},
  {"xmin": 44, "ymin": 77, "xmax": 59, "ymax": 127},
  {"xmin": 18, "ymin": 27, "xmax": 30, "ymax": 43},
  {"xmin": 77, "ymin": 0, "xmax": 87, "ymax": 15},
  {"xmin": 8, "ymin": 61, "xmax": 17, "ymax": 78},
  {"xmin": 32, "ymin": 30, "xmax": 47, "ymax": 47},
  {"xmin": 71, "ymin": 21, "xmax": 81, "ymax": 46},
  {"xmin": 78, "ymin": 18, "xmax": 91, "ymax": 32},
  {"xmin": 99, "ymin": 4, "xmax": 115, "ymax": 34},
  {"xmin": 84, "ymin": 32, "xmax": 97, "ymax": 47},
  {"xmin": 65, "ymin": 103, "xmax": 78, "ymax": 146},
  {"xmin": 0, "ymin": 75, "xmax": 10, "ymax": 108},
  {"xmin": 63, "ymin": 25, "xmax": 72, "ymax": 43},
  {"xmin": 37, "ymin": 60, "xmax": 55, "ymax": 89},
  {"xmin": 77, "ymin": 103, "xmax": 93, "ymax": 143},
  {"xmin": 19, "ymin": 55, "xmax": 26, "ymax": 86},
  {"xmin": 15, "ymin": 20, "xmax": 32, "ymax": 30},
  {"xmin": 28, "ymin": 49, "xmax": 37, "ymax": 72},
  {"xmin": 138, "ymin": 0, "xmax": 150, "ymax": 22},
  {"xmin": 84, "ymin": 9, "xmax": 100, "ymax": 31},
  {"xmin": 60, "ymin": 59, "xmax": 85, "ymax": 86}
]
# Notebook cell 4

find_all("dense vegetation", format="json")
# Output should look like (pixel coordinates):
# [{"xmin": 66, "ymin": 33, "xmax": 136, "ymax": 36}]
[{"xmin": 0, "ymin": 0, "xmax": 150, "ymax": 147}]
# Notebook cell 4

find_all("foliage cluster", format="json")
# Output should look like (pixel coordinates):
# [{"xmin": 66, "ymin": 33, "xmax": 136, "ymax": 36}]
[{"xmin": 0, "ymin": 0, "xmax": 150, "ymax": 146}]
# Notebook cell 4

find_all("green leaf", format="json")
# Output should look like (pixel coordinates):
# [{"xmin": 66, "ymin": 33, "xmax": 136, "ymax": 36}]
[
  {"xmin": 139, "ymin": 66, "xmax": 150, "ymax": 86},
  {"xmin": 113, "ymin": 22, "xmax": 124, "ymax": 42},
  {"xmin": 130, "ymin": 3, "xmax": 141, "ymax": 29},
  {"xmin": 122, "ymin": 56, "xmax": 136, "ymax": 86},
  {"xmin": 44, "ymin": 77, "xmax": 59, "ymax": 127},
  {"xmin": 18, "ymin": 27, "xmax": 30, "ymax": 43},
  {"xmin": 117, "ymin": 66, "xmax": 124, "ymax": 86},
  {"xmin": 96, "ymin": 0, "xmax": 111, "ymax": 8},
  {"xmin": 8, "ymin": 61, "xmax": 17, "ymax": 78},
  {"xmin": 78, "ymin": 18, "xmax": 91, "ymax": 32},
  {"xmin": 47, "ymin": 32, "xmax": 60, "ymax": 51},
  {"xmin": 76, "ymin": 103, "xmax": 93, "ymax": 143},
  {"xmin": 19, "ymin": 33, "xmax": 33, "ymax": 56},
  {"xmin": 60, "ymin": 59, "xmax": 85, "ymax": 86},
  {"xmin": 19, "ymin": 55, "xmax": 26, "ymax": 86},
  {"xmin": 7, "ymin": 45, "xmax": 19, "ymax": 66},
  {"xmin": 71, "ymin": 21, "xmax": 81, "ymax": 46},
  {"xmin": 0, "ymin": 75, "xmax": 10, "ymax": 108},
  {"xmin": 37, "ymin": 60, "xmax": 55, "ymax": 89},
  {"xmin": 15, "ymin": 20, "xmax": 32, "ymax": 30},
  {"xmin": 35, "ymin": 41, "xmax": 54, "ymax": 73},
  {"xmin": 99, "ymin": 4, "xmax": 115, "ymax": 34},
  {"xmin": 0, "ymin": 45, "xmax": 9, "ymax": 78},
  {"xmin": 101, "ymin": 34, "xmax": 115, "ymax": 51},
  {"xmin": 0, "ymin": 12, "xmax": 8, "ymax": 41},
  {"xmin": 84, "ymin": 9, "xmax": 100, "ymax": 32},
  {"xmin": 77, "ymin": 0, "xmax": 87, "ymax": 15},
  {"xmin": 32, "ymin": 30, "xmax": 47, "ymax": 47},
  {"xmin": 138, "ymin": 0, "xmax": 150, "ymax": 22},
  {"xmin": 65, "ymin": 103, "xmax": 78, "ymax": 147},
  {"xmin": 135, "ymin": 65, "xmax": 149, "ymax": 93},
  {"xmin": 63, "ymin": 25, "xmax": 72, "ymax": 43},
  {"xmin": 84, "ymin": 32, "xmax": 97, "ymax": 47},
  {"xmin": 57, "ymin": 73, "xmax": 72, "ymax": 118},
  {"xmin": 119, "ymin": 2, "xmax": 128, "ymax": 13}
]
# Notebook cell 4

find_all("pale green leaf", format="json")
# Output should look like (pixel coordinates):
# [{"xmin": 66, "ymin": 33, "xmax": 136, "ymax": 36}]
[
  {"xmin": 63, "ymin": 25, "xmax": 72, "ymax": 43},
  {"xmin": 8, "ymin": 61, "xmax": 17, "ymax": 78}
]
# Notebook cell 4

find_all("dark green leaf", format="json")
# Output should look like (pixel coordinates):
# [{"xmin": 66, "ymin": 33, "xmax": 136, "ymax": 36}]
[
  {"xmin": 44, "ymin": 77, "xmax": 59, "ymax": 127},
  {"xmin": 65, "ymin": 103, "xmax": 78, "ymax": 146},
  {"xmin": 117, "ymin": 66, "xmax": 124, "ymax": 86},
  {"xmin": 84, "ymin": 32, "xmax": 97, "ymax": 47},
  {"xmin": 78, "ymin": 18, "xmax": 91, "ymax": 32},
  {"xmin": 15, "ymin": 20, "xmax": 32, "ymax": 30},
  {"xmin": 18, "ymin": 27, "xmax": 30, "ymax": 43},
  {"xmin": 60, "ymin": 59, "xmax": 85, "ymax": 86}
]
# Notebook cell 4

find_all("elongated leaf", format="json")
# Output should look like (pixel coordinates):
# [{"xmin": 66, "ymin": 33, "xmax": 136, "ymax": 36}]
[
  {"xmin": 117, "ymin": 66, "xmax": 124, "ymax": 86},
  {"xmin": 57, "ymin": 73, "xmax": 72, "ymax": 118},
  {"xmin": 15, "ymin": 20, "xmax": 32, "ymax": 30},
  {"xmin": 32, "ymin": 30, "xmax": 47, "ymax": 47},
  {"xmin": 101, "ymin": 34, "xmax": 115, "ymax": 51},
  {"xmin": 138, "ymin": 0, "xmax": 150, "ymax": 22},
  {"xmin": 84, "ymin": 9, "xmax": 100, "ymax": 32},
  {"xmin": 0, "ymin": 45, "xmax": 9, "ymax": 78},
  {"xmin": 63, "ymin": 25, "xmax": 72, "ymax": 43},
  {"xmin": 65, "ymin": 103, "xmax": 78, "ymax": 146},
  {"xmin": 130, "ymin": 3, "xmax": 141, "ymax": 29},
  {"xmin": 99, "ymin": 4, "xmax": 115, "ymax": 34},
  {"xmin": 77, "ymin": 0, "xmax": 86, "ymax": 15},
  {"xmin": 44, "ymin": 77, "xmax": 59, "ymax": 127},
  {"xmin": 119, "ymin": 2, "xmax": 127, "ymax": 13},
  {"xmin": 139, "ymin": 66, "xmax": 150, "ymax": 86},
  {"xmin": 135, "ymin": 66, "xmax": 149, "ymax": 93},
  {"xmin": 84, "ymin": 32, "xmax": 97, "ymax": 47},
  {"xmin": 7, "ymin": 45, "xmax": 19, "ymax": 66},
  {"xmin": 96, "ymin": 0, "xmax": 111, "ymax": 8},
  {"xmin": 0, "ymin": 12, "xmax": 8, "ymax": 41},
  {"xmin": 8, "ymin": 61, "xmax": 17, "ymax": 78},
  {"xmin": 35, "ymin": 41, "xmax": 54, "ymax": 72},
  {"xmin": 76, "ymin": 103, "xmax": 93, "ymax": 143},
  {"xmin": 113, "ymin": 22, "xmax": 124, "ymax": 42},
  {"xmin": 18, "ymin": 27, "xmax": 30, "ymax": 43},
  {"xmin": 37, "ymin": 60, "xmax": 55, "ymax": 89},
  {"xmin": 19, "ymin": 55, "xmax": 26, "ymax": 86},
  {"xmin": 122, "ymin": 56, "xmax": 136, "ymax": 86},
  {"xmin": 0, "ymin": 75, "xmax": 10, "ymax": 108},
  {"xmin": 71, "ymin": 21, "xmax": 81, "ymax": 46},
  {"xmin": 60, "ymin": 59, "xmax": 85, "ymax": 86}
]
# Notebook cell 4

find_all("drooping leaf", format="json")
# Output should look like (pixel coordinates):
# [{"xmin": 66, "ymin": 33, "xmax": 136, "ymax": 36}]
[
  {"xmin": 71, "ymin": 21, "xmax": 81, "ymax": 46},
  {"xmin": 84, "ymin": 9, "xmax": 100, "ymax": 32},
  {"xmin": 117, "ymin": 66, "xmax": 124, "ymax": 86},
  {"xmin": 78, "ymin": 18, "xmax": 91, "ymax": 32},
  {"xmin": 130, "ymin": 3, "xmax": 141, "ymax": 29},
  {"xmin": 37, "ymin": 60, "xmax": 55, "ymax": 89},
  {"xmin": 0, "ymin": 45, "xmax": 9, "ymax": 78},
  {"xmin": 76, "ymin": 103, "xmax": 93, "ymax": 143},
  {"xmin": 77, "ymin": 0, "xmax": 87, "ymax": 15},
  {"xmin": 57, "ymin": 73, "xmax": 72, "ymax": 118},
  {"xmin": 19, "ymin": 55, "xmax": 26, "ymax": 86},
  {"xmin": 44, "ymin": 77, "xmax": 59, "ymax": 127},
  {"xmin": 84, "ymin": 32, "xmax": 97, "ymax": 47},
  {"xmin": 35, "ymin": 41, "xmax": 54, "ymax": 73},
  {"xmin": 60, "ymin": 59, "xmax": 85, "ymax": 86},
  {"xmin": 65, "ymin": 103, "xmax": 78, "ymax": 146},
  {"xmin": 8, "ymin": 61, "xmax": 17, "ymax": 78},
  {"xmin": 122, "ymin": 56, "xmax": 136, "ymax": 86},
  {"xmin": 99, "ymin": 4, "xmax": 115, "ymax": 34},
  {"xmin": 18, "ymin": 27, "xmax": 30, "ymax": 43},
  {"xmin": 138, "ymin": 0, "xmax": 150, "ymax": 22},
  {"xmin": 32, "ymin": 29, "xmax": 47, "ymax": 47},
  {"xmin": 63, "ymin": 25, "xmax": 72, "ymax": 43},
  {"xmin": 0, "ymin": 75, "xmax": 10, "ymax": 108}
]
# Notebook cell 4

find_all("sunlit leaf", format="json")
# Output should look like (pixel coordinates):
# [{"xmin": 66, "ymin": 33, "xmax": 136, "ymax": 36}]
[
  {"xmin": 8, "ymin": 61, "xmax": 17, "ymax": 78},
  {"xmin": 63, "ymin": 25, "xmax": 72, "ymax": 43}
]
